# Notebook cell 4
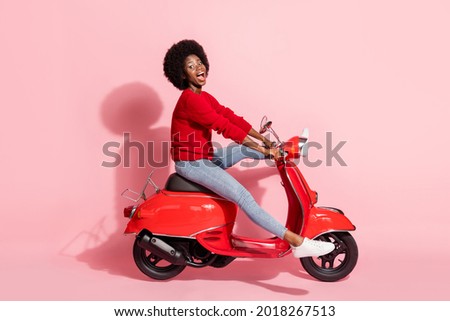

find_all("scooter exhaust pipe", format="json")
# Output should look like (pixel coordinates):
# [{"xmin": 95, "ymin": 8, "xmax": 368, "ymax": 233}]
[{"xmin": 137, "ymin": 231, "xmax": 186, "ymax": 266}]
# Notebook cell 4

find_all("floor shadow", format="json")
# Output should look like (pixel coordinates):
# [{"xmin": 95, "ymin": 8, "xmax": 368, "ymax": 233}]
[
  {"xmin": 179, "ymin": 256, "xmax": 311, "ymax": 296},
  {"xmin": 129, "ymin": 255, "xmax": 311, "ymax": 296}
]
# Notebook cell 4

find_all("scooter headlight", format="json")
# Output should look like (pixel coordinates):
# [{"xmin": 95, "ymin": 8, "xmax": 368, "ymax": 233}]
[
  {"xmin": 284, "ymin": 129, "xmax": 309, "ymax": 159},
  {"xmin": 284, "ymin": 136, "xmax": 301, "ymax": 159}
]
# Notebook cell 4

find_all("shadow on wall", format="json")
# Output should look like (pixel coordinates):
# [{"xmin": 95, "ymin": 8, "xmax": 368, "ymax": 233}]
[
  {"xmin": 75, "ymin": 83, "xmax": 287, "ymax": 282},
  {"xmin": 76, "ymin": 82, "xmax": 170, "ymax": 280}
]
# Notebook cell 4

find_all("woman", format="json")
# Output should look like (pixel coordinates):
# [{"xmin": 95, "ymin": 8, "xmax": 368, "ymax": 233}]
[{"xmin": 163, "ymin": 39, "xmax": 334, "ymax": 258}]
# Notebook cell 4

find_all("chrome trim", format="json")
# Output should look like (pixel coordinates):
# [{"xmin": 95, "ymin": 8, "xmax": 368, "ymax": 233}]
[
  {"xmin": 318, "ymin": 206, "xmax": 344, "ymax": 214},
  {"xmin": 278, "ymin": 248, "xmax": 292, "ymax": 258},
  {"xmin": 313, "ymin": 229, "xmax": 356, "ymax": 239},
  {"xmin": 143, "ymin": 223, "xmax": 233, "ymax": 240},
  {"xmin": 121, "ymin": 188, "xmax": 143, "ymax": 202},
  {"xmin": 152, "ymin": 233, "xmax": 196, "ymax": 240},
  {"xmin": 129, "ymin": 205, "xmax": 138, "ymax": 219},
  {"xmin": 121, "ymin": 171, "xmax": 160, "ymax": 202},
  {"xmin": 189, "ymin": 223, "xmax": 233, "ymax": 238}
]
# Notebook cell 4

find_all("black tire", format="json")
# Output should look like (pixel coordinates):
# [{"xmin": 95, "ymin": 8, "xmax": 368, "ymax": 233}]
[
  {"xmin": 300, "ymin": 232, "xmax": 358, "ymax": 282},
  {"xmin": 132, "ymin": 238, "xmax": 186, "ymax": 280}
]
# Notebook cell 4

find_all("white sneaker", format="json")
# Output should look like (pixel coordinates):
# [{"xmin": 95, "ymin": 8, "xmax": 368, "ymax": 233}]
[{"xmin": 291, "ymin": 237, "xmax": 335, "ymax": 258}]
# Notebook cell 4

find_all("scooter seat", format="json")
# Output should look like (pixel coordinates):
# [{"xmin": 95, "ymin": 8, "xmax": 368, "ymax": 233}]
[{"xmin": 165, "ymin": 173, "xmax": 214, "ymax": 194}]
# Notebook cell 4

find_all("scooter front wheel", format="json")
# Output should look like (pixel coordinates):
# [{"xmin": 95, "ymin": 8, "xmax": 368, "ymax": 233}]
[
  {"xmin": 300, "ymin": 232, "xmax": 358, "ymax": 282},
  {"xmin": 133, "ymin": 238, "xmax": 186, "ymax": 280}
]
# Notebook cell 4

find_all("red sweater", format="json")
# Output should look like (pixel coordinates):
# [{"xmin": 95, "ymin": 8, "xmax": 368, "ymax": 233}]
[{"xmin": 171, "ymin": 89, "xmax": 252, "ymax": 161}]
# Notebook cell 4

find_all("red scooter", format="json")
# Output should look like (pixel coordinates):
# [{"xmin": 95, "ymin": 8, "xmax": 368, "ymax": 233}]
[{"xmin": 122, "ymin": 117, "xmax": 358, "ymax": 282}]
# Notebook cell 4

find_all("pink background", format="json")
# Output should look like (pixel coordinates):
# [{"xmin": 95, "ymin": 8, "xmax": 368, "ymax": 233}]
[{"xmin": 1, "ymin": 0, "xmax": 449, "ymax": 300}]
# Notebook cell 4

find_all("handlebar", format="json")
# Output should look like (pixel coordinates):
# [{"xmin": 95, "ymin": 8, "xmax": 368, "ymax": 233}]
[
  {"xmin": 259, "ymin": 115, "xmax": 283, "ymax": 148},
  {"xmin": 259, "ymin": 116, "xmax": 309, "ymax": 160}
]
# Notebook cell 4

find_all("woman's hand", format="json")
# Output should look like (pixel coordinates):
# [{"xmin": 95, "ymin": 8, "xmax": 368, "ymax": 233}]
[
  {"xmin": 256, "ymin": 145, "xmax": 280, "ymax": 160},
  {"xmin": 248, "ymin": 128, "xmax": 275, "ymax": 148},
  {"xmin": 267, "ymin": 147, "xmax": 281, "ymax": 160},
  {"xmin": 262, "ymin": 137, "xmax": 273, "ymax": 148},
  {"xmin": 242, "ymin": 136, "xmax": 280, "ymax": 159}
]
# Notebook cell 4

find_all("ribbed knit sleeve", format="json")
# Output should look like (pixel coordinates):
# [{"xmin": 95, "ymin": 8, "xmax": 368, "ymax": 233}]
[
  {"xmin": 205, "ymin": 93, "xmax": 253, "ymax": 134},
  {"xmin": 185, "ymin": 92, "xmax": 250, "ymax": 143}
]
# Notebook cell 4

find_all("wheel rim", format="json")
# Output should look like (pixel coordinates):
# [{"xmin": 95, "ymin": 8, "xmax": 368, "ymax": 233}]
[
  {"xmin": 306, "ymin": 233, "xmax": 352, "ymax": 275},
  {"xmin": 138, "ymin": 247, "xmax": 181, "ymax": 272},
  {"xmin": 133, "ymin": 238, "xmax": 186, "ymax": 280}
]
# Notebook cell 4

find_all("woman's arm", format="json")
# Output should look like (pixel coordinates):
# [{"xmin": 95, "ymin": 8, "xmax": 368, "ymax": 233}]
[
  {"xmin": 186, "ymin": 93, "xmax": 250, "ymax": 144},
  {"xmin": 247, "ymin": 128, "xmax": 273, "ymax": 148},
  {"xmin": 242, "ymin": 135, "xmax": 280, "ymax": 159},
  {"xmin": 242, "ymin": 136, "xmax": 267, "ymax": 155}
]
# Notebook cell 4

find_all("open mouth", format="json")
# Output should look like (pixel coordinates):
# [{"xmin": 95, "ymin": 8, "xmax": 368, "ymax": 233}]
[{"xmin": 196, "ymin": 72, "xmax": 206, "ymax": 81}]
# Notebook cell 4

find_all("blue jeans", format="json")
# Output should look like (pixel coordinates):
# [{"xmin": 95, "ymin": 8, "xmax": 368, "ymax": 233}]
[{"xmin": 174, "ymin": 144, "xmax": 288, "ymax": 239}]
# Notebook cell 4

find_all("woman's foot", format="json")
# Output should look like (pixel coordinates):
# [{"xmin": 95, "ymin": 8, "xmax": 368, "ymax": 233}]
[{"xmin": 291, "ymin": 237, "xmax": 335, "ymax": 258}]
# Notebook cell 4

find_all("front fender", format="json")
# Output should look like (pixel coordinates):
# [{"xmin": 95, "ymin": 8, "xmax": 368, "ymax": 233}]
[{"xmin": 301, "ymin": 206, "xmax": 356, "ymax": 239}]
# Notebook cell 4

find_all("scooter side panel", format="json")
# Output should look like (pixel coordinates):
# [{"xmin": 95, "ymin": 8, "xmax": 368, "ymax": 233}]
[
  {"xmin": 301, "ymin": 207, "xmax": 356, "ymax": 239},
  {"xmin": 124, "ymin": 191, "xmax": 238, "ymax": 237}
]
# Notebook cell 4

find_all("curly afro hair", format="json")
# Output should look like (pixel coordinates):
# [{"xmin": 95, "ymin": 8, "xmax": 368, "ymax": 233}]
[{"xmin": 163, "ymin": 39, "xmax": 210, "ymax": 90}]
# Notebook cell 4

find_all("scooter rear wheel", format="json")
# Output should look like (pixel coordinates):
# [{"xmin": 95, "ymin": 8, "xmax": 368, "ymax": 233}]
[
  {"xmin": 300, "ymin": 232, "xmax": 358, "ymax": 282},
  {"xmin": 133, "ymin": 238, "xmax": 186, "ymax": 280}
]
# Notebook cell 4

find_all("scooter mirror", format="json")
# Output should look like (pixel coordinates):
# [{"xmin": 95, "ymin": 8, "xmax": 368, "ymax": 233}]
[
  {"xmin": 259, "ymin": 116, "xmax": 272, "ymax": 134},
  {"xmin": 260, "ymin": 121, "xmax": 273, "ymax": 134}
]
